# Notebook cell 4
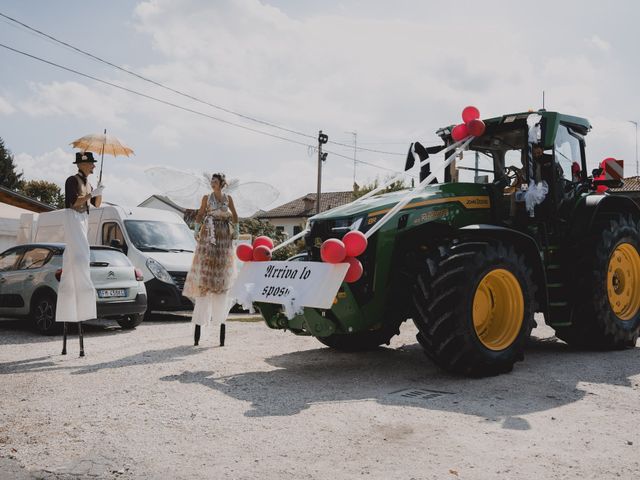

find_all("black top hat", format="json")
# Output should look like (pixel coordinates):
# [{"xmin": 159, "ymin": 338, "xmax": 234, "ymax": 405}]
[{"xmin": 74, "ymin": 151, "xmax": 97, "ymax": 164}]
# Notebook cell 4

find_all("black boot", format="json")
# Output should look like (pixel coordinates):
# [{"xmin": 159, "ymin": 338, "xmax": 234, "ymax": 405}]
[
  {"xmin": 78, "ymin": 322, "xmax": 85, "ymax": 357},
  {"xmin": 194, "ymin": 325, "xmax": 201, "ymax": 346},
  {"xmin": 219, "ymin": 323, "xmax": 226, "ymax": 347},
  {"xmin": 61, "ymin": 322, "xmax": 67, "ymax": 355}
]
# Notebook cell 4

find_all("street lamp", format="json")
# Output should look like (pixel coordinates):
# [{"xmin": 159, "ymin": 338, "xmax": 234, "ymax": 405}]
[
  {"xmin": 345, "ymin": 131, "xmax": 357, "ymax": 188},
  {"xmin": 629, "ymin": 120, "xmax": 638, "ymax": 177}
]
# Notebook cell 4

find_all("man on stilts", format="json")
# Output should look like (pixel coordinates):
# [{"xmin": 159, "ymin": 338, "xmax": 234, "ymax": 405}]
[{"xmin": 57, "ymin": 152, "xmax": 104, "ymax": 356}]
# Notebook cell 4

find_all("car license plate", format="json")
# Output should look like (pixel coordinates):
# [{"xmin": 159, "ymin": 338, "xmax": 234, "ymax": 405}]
[{"xmin": 98, "ymin": 289, "xmax": 127, "ymax": 298}]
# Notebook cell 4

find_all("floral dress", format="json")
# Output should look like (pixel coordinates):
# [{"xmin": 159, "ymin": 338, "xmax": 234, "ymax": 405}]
[{"xmin": 183, "ymin": 193, "xmax": 235, "ymax": 298}]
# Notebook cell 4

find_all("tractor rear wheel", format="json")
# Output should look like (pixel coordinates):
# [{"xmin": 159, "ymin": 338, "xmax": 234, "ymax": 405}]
[
  {"xmin": 412, "ymin": 240, "xmax": 536, "ymax": 376},
  {"xmin": 555, "ymin": 215, "xmax": 640, "ymax": 348}
]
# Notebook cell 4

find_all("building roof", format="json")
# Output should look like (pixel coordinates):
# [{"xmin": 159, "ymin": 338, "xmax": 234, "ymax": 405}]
[
  {"xmin": 611, "ymin": 176, "xmax": 640, "ymax": 192},
  {"xmin": 137, "ymin": 194, "xmax": 186, "ymax": 213},
  {"xmin": 0, "ymin": 186, "xmax": 55, "ymax": 213},
  {"xmin": 257, "ymin": 191, "xmax": 355, "ymax": 219}
]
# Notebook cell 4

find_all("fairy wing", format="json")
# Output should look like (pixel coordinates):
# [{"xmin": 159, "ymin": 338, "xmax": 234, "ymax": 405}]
[
  {"xmin": 226, "ymin": 182, "xmax": 279, "ymax": 218},
  {"xmin": 145, "ymin": 167, "xmax": 210, "ymax": 209},
  {"xmin": 145, "ymin": 167, "xmax": 280, "ymax": 216}
]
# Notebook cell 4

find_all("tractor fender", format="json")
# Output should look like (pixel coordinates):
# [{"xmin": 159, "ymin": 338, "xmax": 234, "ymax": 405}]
[
  {"xmin": 568, "ymin": 194, "xmax": 640, "ymax": 242},
  {"xmin": 459, "ymin": 224, "xmax": 548, "ymax": 315}
]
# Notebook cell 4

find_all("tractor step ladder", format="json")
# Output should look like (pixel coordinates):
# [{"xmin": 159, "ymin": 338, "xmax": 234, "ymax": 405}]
[{"xmin": 543, "ymin": 245, "xmax": 572, "ymax": 326}]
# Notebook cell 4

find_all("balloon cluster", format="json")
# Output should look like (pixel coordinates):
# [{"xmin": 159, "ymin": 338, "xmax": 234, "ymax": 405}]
[
  {"xmin": 319, "ymin": 231, "xmax": 368, "ymax": 283},
  {"xmin": 236, "ymin": 236, "xmax": 274, "ymax": 262},
  {"xmin": 451, "ymin": 106, "xmax": 486, "ymax": 142}
]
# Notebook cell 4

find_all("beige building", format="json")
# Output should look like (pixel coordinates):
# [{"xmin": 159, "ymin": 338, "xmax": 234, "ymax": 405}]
[
  {"xmin": 0, "ymin": 186, "xmax": 55, "ymax": 250},
  {"xmin": 137, "ymin": 194, "xmax": 186, "ymax": 216}
]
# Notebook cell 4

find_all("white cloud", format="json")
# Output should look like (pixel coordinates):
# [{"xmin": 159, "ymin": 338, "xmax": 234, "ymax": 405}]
[
  {"xmin": 13, "ymin": 148, "xmax": 158, "ymax": 207},
  {"xmin": 586, "ymin": 35, "xmax": 611, "ymax": 53},
  {"xmin": 14, "ymin": 148, "xmax": 73, "ymax": 187},
  {"xmin": 6, "ymin": 1, "xmax": 639, "ymax": 208},
  {"xmin": 0, "ymin": 96, "xmax": 16, "ymax": 115},
  {"xmin": 20, "ymin": 81, "xmax": 127, "ymax": 127},
  {"xmin": 149, "ymin": 124, "xmax": 181, "ymax": 148}
]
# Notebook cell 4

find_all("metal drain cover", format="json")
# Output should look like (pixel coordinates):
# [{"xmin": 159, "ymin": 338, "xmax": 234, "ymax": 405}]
[{"xmin": 389, "ymin": 388, "xmax": 454, "ymax": 401}]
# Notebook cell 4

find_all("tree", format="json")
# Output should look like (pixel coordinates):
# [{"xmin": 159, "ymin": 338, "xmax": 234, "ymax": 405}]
[
  {"xmin": 21, "ymin": 180, "xmax": 65, "ymax": 208},
  {"xmin": 239, "ymin": 218, "xmax": 305, "ymax": 260},
  {"xmin": 353, "ymin": 175, "xmax": 409, "ymax": 199},
  {"xmin": 0, "ymin": 137, "xmax": 23, "ymax": 190}
]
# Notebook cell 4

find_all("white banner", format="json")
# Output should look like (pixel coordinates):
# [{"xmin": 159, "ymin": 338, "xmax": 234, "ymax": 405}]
[{"xmin": 231, "ymin": 261, "xmax": 349, "ymax": 317}]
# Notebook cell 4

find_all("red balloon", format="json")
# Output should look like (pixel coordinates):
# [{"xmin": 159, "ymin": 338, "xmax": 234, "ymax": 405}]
[
  {"xmin": 467, "ymin": 119, "xmax": 486, "ymax": 137},
  {"xmin": 344, "ymin": 257, "xmax": 363, "ymax": 283},
  {"xmin": 253, "ymin": 236, "xmax": 274, "ymax": 249},
  {"xmin": 320, "ymin": 238, "xmax": 346, "ymax": 264},
  {"xmin": 451, "ymin": 123, "xmax": 469, "ymax": 142},
  {"xmin": 253, "ymin": 245, "xmax": 272, "ymax": 261},
  {"xmin": 462, "ymin": 105, "xmax": 480, "ymax": 123},
  {"xmin": 343, "ymin": 231, "xmax": 368, "ymax": 257},
  {"xmin": 236, "ymin": 243, "xmax": 254, "ymax": 262}
]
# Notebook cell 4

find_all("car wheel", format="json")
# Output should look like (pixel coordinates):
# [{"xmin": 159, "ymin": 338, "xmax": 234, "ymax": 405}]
[
  {"xmin": 31, "ymin": 292, "xmax": 60, "ymax": 336},
  {"xmin": 117, "ymin": 313, "xmax": 144, "ymax": 330}
]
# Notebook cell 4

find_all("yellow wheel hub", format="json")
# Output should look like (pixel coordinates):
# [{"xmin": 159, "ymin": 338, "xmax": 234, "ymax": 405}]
[
  {"xmin": 472, "ymin": 269, "xmax": 524, "ymax": 351},
  {"xmin": 607, "ymin": 243, "xmax": 640, "ymax": 321}
]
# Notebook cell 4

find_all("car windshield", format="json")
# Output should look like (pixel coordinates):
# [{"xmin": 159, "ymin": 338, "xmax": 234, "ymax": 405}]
[
  {"xmin": 124, "ymin": 220, "xmax": 196, "ymax": 252},
  {"xmin": 89, "ymin": 249, "xmax": 132, "ymax": 266}
]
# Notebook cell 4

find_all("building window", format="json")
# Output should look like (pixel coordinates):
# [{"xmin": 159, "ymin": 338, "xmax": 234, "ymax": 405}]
[
  {"xmin": 293, "ymin": 226, "xmax": 302, "ymax": 235},
  {"xmin": 276, "ymin": 226, "xmax": 285, "ymax": 234}
]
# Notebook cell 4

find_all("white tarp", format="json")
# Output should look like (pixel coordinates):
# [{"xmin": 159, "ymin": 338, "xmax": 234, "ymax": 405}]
[{"xmin": 0, "ymin": 202, "xmax": 38, "ymax": 251}]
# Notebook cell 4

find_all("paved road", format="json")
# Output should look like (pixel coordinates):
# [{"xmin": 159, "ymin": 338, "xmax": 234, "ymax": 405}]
[{"xmin": 1, "ymin": 313, "xmax": 639, "ymax": 479}]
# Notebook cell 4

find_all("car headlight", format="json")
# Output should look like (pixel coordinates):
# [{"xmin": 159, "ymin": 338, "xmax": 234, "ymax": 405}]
[{"xmin": 146, "ymin": 257, "xmax": 174, "ymax": 284}]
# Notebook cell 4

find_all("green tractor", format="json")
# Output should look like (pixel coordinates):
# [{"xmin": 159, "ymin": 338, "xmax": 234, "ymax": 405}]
[{"xmin": 258, "ymin": 110, "xmax": 640, "ymax": 376}]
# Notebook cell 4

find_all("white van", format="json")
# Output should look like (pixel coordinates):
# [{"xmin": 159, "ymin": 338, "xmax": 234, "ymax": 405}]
[{"xmin": 34, "ymin": 205, "xmax": 196, "ymax": 320}]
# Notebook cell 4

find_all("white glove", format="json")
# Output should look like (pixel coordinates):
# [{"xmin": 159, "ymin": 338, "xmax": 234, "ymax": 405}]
[{"xmin": 91, "ymin": 184, "xmax": 105, "ymax": 197}]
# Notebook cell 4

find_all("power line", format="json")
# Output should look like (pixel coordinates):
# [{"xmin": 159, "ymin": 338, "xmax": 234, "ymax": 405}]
[
  {"xmin": 0, "ymin": 11, "xmax": 405, "ymax": 157},
  {"xmin": 0, "ymin": 42, "xmax": 410, "ymax": 176},
  {"xmin": 0, "ymin": 11, "xmax": 314, "ymax": 142}
]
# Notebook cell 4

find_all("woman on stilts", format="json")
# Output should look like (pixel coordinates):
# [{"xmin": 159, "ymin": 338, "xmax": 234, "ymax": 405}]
[{"xmin": 183, "ymin": 172, "xmax": 238, "ymax": 346}]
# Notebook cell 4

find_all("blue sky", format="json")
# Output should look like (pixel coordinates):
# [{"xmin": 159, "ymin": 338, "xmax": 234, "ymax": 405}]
[{"xmin": 1, "ymin": 0, "xmax": 639, "ymax": 208}]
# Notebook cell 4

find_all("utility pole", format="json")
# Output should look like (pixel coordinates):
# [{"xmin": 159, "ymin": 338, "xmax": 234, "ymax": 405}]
[
  {"xmin": 317, "ymin": 130, "xmax": 328, "ymax": 214},
  {"xmin": 345, "ymin": 131, "xmax": 357, "ymax": 188},
  {"xmin": 474, "ymin": 150, "xmax": 479, "ymax": 181},
  {"xmin": 629, "ymin": 120, "xmax": 638, "ymax": 176}
]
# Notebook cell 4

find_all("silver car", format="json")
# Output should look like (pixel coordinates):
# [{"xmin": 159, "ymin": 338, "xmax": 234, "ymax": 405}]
[{"xmin": 0, "ymin": 243, "xmax": 147, "ymax": 335}]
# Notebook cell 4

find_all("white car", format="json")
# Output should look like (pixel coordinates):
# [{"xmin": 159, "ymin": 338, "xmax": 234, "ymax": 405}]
[{"xmin": 0, "ymin": 243, "xmax": 147, "ymax": 335}]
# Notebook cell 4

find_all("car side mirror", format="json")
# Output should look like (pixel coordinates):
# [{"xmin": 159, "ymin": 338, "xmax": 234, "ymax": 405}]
[{"xmin": 110, "ymin": 238, "xmax": 127, "ymax": 254}]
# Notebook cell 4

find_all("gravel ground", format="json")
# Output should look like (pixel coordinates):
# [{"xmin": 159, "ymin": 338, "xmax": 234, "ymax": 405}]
[{"xmin": 1, "ymin": 313, "xmax": 639, "ymax": 480}]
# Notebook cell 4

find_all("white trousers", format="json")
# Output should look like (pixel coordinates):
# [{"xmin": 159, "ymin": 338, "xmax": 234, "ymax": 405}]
[
  {"xmin": 56, "ymin": 209, "xmax": 96, "ymax": 323},
  {"xmin": 191, "ymin": 292, "xmax": 232, "ymax": 327}
]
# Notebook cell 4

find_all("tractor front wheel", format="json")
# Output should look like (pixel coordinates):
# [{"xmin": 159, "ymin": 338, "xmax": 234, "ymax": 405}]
[{"xmin": 412, "ymin": 240, "xmax": 536, "ymax": 376}]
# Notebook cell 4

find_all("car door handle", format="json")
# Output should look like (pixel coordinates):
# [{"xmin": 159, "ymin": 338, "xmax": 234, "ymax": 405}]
[
  {"xmin": 26, "ymin": 275, "xmax": 34, "ymax": 280},
  {"xmin": 0, "ymin": 277, "xmax": 5, "ymax": 283}
]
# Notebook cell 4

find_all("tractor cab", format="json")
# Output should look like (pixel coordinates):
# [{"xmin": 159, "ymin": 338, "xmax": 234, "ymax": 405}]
[{"xmin": 416, "ymin": 111, "xmax": 593, "ymax": 225}]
